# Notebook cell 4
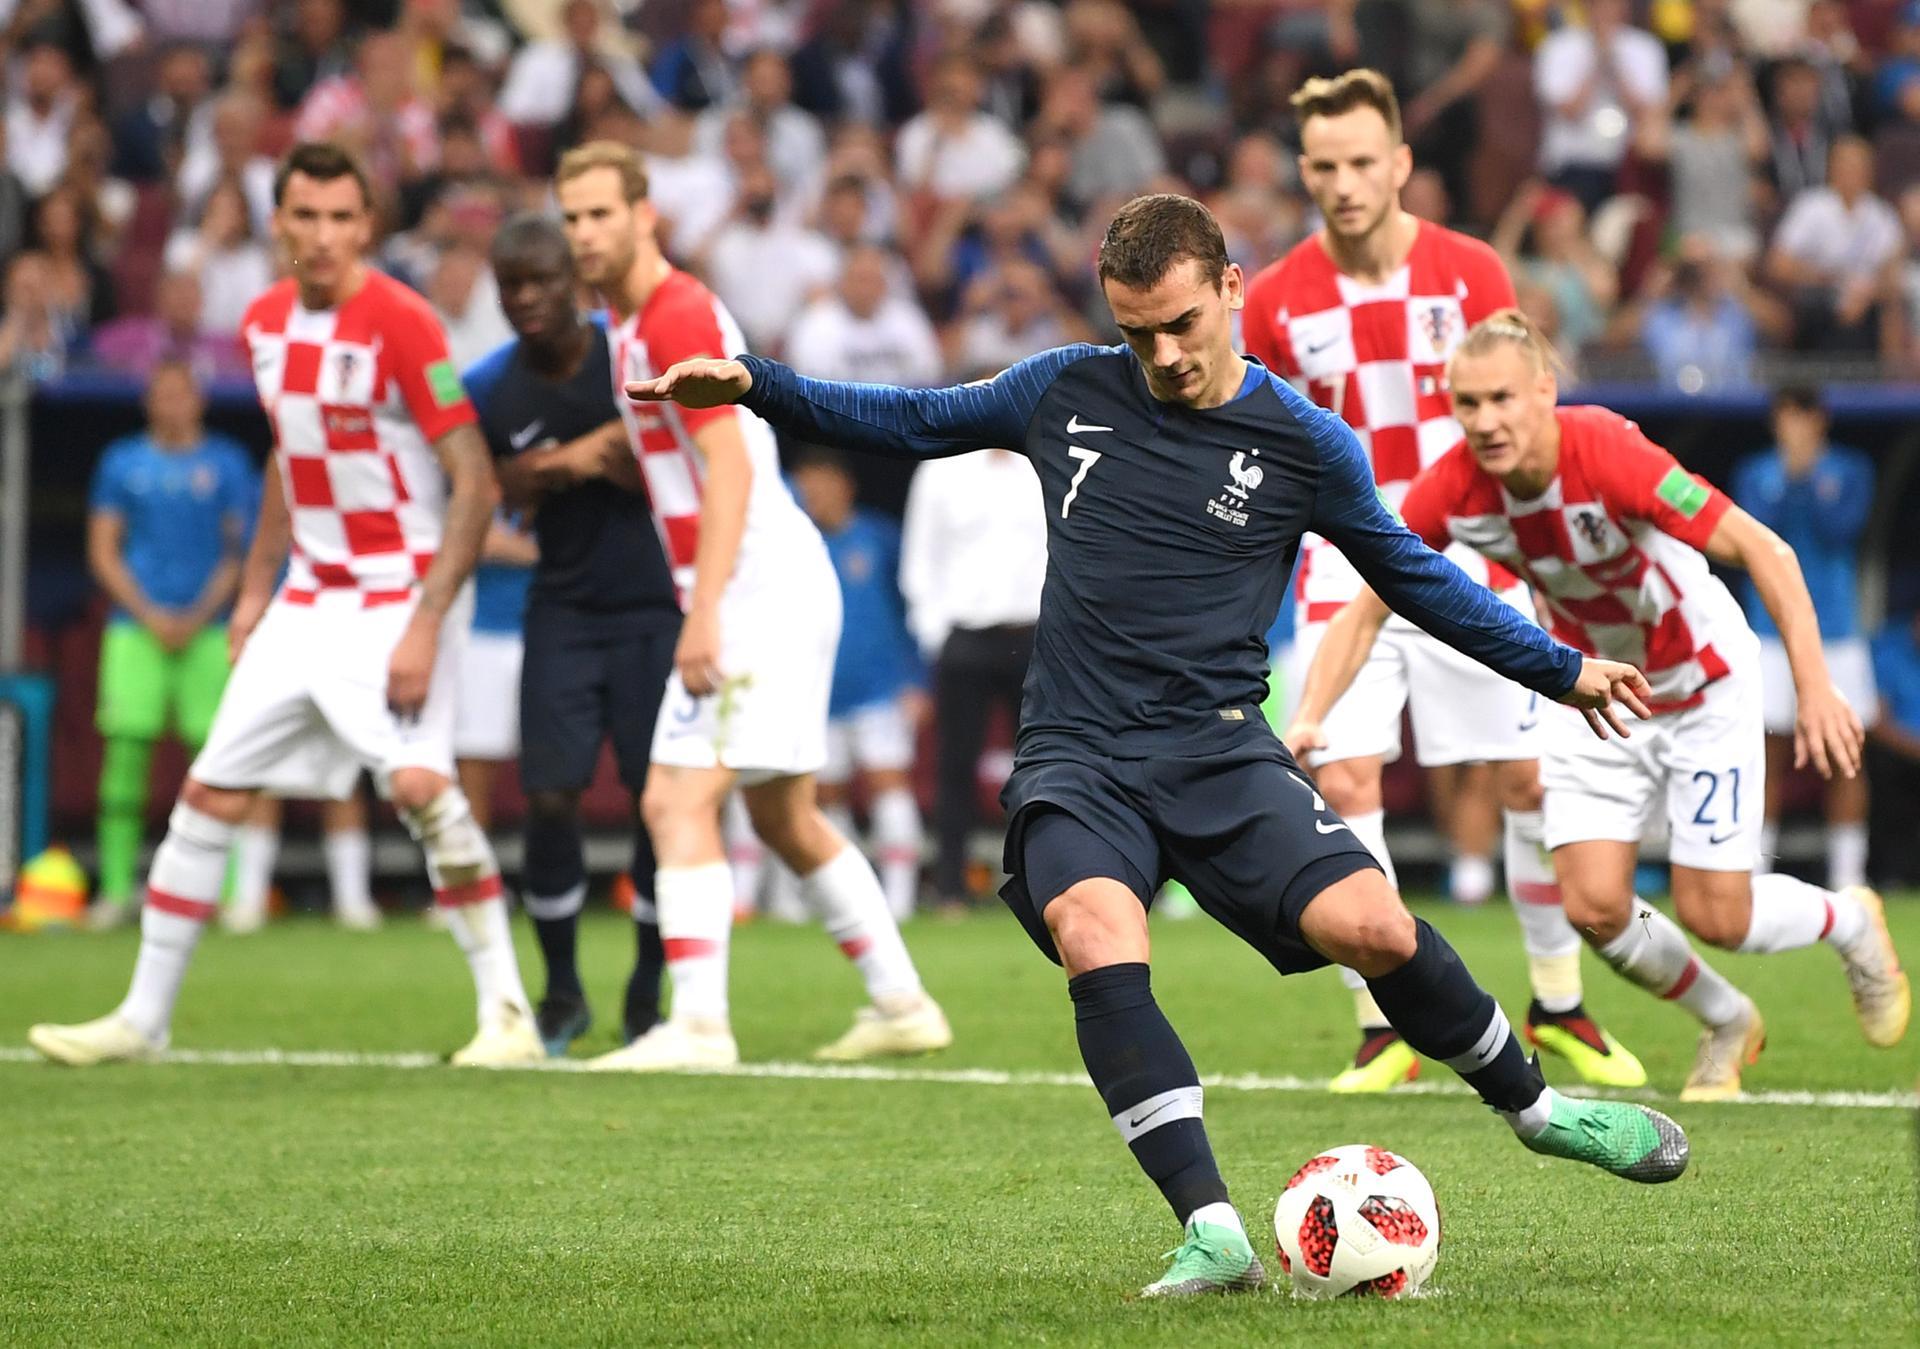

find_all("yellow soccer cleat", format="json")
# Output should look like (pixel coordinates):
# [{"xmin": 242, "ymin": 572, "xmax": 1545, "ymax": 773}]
[
  {"xmin": 1526, "ymin": 1002, "xmax": 1649, "ymax": 1088},
  {"xmin": 1680, "ymin": 995, "xmax": 1766, "ymax": 1102},
  {"xmin": 1328, "ymin": 1030, "xmax": 1420, "ymax": 1093},
  {"xmin": 813, "ymin": 993, "xmax": 953, "ymax": 1061},
  {"xmin": 29, "ymin": 1012, "xmax": 164, "ymax": 1067},
  {"xmin": 450, "ymin": 1002, "xmax": 545, "ymax": 1068},
  {"xmin": 1837, "ymin": 887, "xmax": 1909, "ymax": 1049}
]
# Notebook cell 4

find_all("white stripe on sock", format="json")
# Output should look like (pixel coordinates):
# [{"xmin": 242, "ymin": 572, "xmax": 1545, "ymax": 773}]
[
  {"xmin": 524, "ymin": 881, "xmax": 588, "ymax": 921},
  {"xmin": 1111, "ymin": 1084, "xmax": 1203, "ymax": 1143},
  {"xmin": 1442, "ymin": 1004, "xmax": 1513, "ymax": 1075}
]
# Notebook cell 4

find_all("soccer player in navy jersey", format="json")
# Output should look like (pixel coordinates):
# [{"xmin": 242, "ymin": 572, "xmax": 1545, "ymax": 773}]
[{"xmin": 628, "ymin": 194, "xmax": 1688, "ymax": 1297}]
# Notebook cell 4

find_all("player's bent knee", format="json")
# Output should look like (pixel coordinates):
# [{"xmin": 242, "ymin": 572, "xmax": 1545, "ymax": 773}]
[
  {"xmin": 1494, "ymin": 761, "xmax": 1544, "ymax": 814},
  {"xmin": 179, "ymin": 778, "xmax": 254, "ymax": 824},
  {"xmin": 1672, "ymin": 879, "xmax": 1753, "ymax": 951},
  {"xmin": 387, "ymin": 768, "xmax": 450, "ymax": 814},
  {"xmin": 1300, "ymin": 869, "xmax": 1415, "ymax": 975},
  {"xmin": 1043, "ymin": 879, "xmax": 1149, "ymax": 977}
]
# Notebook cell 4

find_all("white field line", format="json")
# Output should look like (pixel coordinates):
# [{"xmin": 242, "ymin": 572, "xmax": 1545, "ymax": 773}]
[{"xmin": 0, "ymin": 1045, "xmax": 1913, "ymax": 1110}]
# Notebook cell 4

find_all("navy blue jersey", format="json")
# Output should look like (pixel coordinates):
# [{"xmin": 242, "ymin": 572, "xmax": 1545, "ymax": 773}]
[
  {"xmin": 466, "ymin": 321, "xmax": 678, "ymax": 621},
  {"xmin": 737, "ymin": 345, "xmax": 1581, "ymax": 761}
]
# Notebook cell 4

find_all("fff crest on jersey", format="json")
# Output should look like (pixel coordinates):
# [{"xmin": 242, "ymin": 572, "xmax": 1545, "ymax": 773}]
[{"xmin": 1207, "ymin": 449, "xmax": 1264, "ymax": 527}]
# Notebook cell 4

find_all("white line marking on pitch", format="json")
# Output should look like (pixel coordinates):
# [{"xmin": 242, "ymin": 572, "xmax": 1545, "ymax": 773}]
[{"xmin": 0, "ymin": 1046, "xmax": 1912, "ymax": 1110}]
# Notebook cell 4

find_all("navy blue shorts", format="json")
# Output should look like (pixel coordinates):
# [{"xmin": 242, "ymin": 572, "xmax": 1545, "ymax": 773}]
[
  {"xmin": 1000, "ymin": 736, "xmax": 1380, "ymax": 974},
  {"xmin": 519, "ymin": 601, "xmax": 679, "ymax": 795}
]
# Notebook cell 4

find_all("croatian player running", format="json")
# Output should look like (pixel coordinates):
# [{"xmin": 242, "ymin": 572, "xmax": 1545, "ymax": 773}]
[
  {"xmin": 467, "ymin": 213, "xmax": 679, "ymax": 1056},
  {"xmin": 555, "ymin": 142, "xmax": 949, "ymax": 1069},
  {"xmin": 31, "ymin": 143, "xmax": 540, "ymax": 1067},
  {"xmin": 1244, "ymin": 69, "xmax": 1642, "ymax": 1092},
  {"xmin": 1292, "ymin": 310, "xmax": 1909, "ymax": 1100},
  {"xmin": 629, "ymin": 193, "xmax": 1688, "ymax": 1298}
]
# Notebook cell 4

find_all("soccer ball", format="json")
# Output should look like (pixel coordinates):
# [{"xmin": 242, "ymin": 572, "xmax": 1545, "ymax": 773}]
[{"xmin": 1272, "ymin": 1144, "xmax": 1441, "ymax": 1299}]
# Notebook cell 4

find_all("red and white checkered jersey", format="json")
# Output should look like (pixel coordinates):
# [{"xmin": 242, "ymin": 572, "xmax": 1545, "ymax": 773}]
[
  {"xmin": 1400, "ymin": 406, "xmax": 1747, "ymax": 712},
  {"xmin": 243, "ymin": 271, "xmax": 476, "ymax": 605},
  {"xmin": 1243, "ymin": 221, "xmax": 1518, "ymax": 619},
  {"xmin": 610, "ymin": 268, "xmax": 819, "ymax": 607}
]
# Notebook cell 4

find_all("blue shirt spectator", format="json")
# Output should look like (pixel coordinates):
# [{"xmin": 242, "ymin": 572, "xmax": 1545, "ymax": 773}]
[
  {"xmin": 1730, "ymin": 391, "xmax": 1873, "ymax": 641},
  {"xmin": 89, "ymin": 424, "xmax": 256, "ymax": 622},
  {"xmin": 1873, "ymin": 612, "xmax": 1920, "ymax": 739},
  {"xmin": 1641, "ymin": 292, "xmax": 1757, "ymax": 392}
]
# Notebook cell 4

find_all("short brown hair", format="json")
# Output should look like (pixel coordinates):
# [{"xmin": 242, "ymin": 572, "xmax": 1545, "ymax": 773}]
[
  {"xmin": 273, "ymin": 141, "xmax": 373, "ymax": 209},
  {"xmin": 1096, "ymin": 193, "xmax": 1228, "ymax": 290},
  {"xmin": 555, "ymin": 140, "xmax": 649, "ymax": 203},
  {"xmin": 1291, "ymin": 68, "xmax": 1402, "ymax": 144}
]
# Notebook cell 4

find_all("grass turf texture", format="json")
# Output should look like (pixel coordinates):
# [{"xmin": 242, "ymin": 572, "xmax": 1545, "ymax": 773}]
[{"xmin": 3, "ymin": 898, "xmax": 1916, "ymax": 1346}]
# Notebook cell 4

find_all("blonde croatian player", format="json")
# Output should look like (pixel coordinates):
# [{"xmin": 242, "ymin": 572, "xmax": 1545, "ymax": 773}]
[
  {"xmin": 30, "ymin": 143, "xmax": 541, "ymax": 1067},
  {"xmin": 554, "ymin": 141, "xmax": 950, "ymax": 1069},
  {"xmin": 1244, "ymin": 69, "xmax": 1643, "ymax": 1092},
  {"xmin": 1293, "ymin": 310, "xmax": 1909, "ymax": 1100}
]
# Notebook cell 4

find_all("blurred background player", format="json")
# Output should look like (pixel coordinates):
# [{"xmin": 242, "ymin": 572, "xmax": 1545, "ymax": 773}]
[
  {"xmin": 470, "ymin": 213, "xmax": 679, "ymax": 1056},
  {"xmin": 30, "ymin": 144, "xmax": 538, "ymax": 1068},
  {"xmin": 1297, "ymin": 311, "xmax": 1909, "ymax": 1099},
  {"xmin": 83, "ymin": 358, "xmax": 256, "ymax": 931},
  {"xmin": 1245, "ymin": 70, "xmax": 1642, "ymax": 1091},
  {"xmin": 1732, "ymin": 387, "xmax": 1876, "ymax": 891},
  {"xmin": 221, "ymin": 791, "xmax": 381, "ymax": 933},
  {"xmin": 791, "ymin": 448, "xmax": 928, "ymax": 920},
  {"xmin": 558, "ymin": 141, "xmax": 948, "ymax": 1069}
]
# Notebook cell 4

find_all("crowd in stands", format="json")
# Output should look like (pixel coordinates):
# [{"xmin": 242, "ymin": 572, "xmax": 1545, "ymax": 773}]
[{"xmin": 9, "ymin": 0, "xmax": 1920, "ymax": 392}]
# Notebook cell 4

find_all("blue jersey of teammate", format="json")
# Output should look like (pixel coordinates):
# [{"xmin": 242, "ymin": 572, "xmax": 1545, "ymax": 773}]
[
  {"xmin": 1731, "ymin": 446, "xmax": 1873, "ymax": 641},
  {"xmin": 471, "ymin": 530, "xmax": 534, "ymax": 636},
  {"xmin": 822, "ymin": 509, "xmax": 924, "ymax": 716},
  {"xmin": 465, "ymin": 318, "xmax": 678, "ymax": 621},
  {"xmin": 89, "ymin": 433, "xmax": 258, "ymax": 621},
  {"xmin": 737, "ymin": 346, "xmax": 1580, "ymax": 762}
]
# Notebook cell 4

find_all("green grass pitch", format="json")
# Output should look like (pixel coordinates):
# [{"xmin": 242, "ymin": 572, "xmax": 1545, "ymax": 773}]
[{"xmin": 3, "ymin": 896, "xmax": 1916, "ymax": 1346}]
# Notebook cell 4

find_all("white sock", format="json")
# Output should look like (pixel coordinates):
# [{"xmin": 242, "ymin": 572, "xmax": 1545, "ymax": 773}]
[
  {"xmin": 119, "ymin": 803, "xmax": 233, "ymax": 1039},
  {"xmin": 1451, "ymin": 853, "xmax": 1494, "ymax": 905},
  {"xmin": 227, "ymin": 822, "xmax": 278, "ymax": 919},
  {"xmin": 764, "ymin": 858, "xmax": 810, "ymax": 923},
  {"xmin": 801, "ymin": 844, "xmax": 923, "ymax": 1004},
  {"xmin": 402, "ymin": 788, "xmax": 529, "ymax": 1024},
  {"xmin": 1504, "ymin": 810, "xmax": 1583, "ymax": 1013},
  {"xmin": 440, "ymin": 897, "xmax": 529, "ymax": 1027},
  {"xmin": 325, "ymin": 827, "xmax": 374, "ymax": 916},
  {"xmin": 1828, "ymin": 822, "xmax": 1868, "ymax": 892},
  {"xmin": 1739, "ymin": 871, "xmax": 1866, "ymax": 953},
  {"xmin": 1339, "ymin": 808, "xmax": 1398, "ymax": 1030},
  {"xmin": 1501, "ymin": 1083, "xmax": 1556, "ymax": 1140},
  {"xmin": 1187, "ymin": 1200, "xmax": 1247, "ymax": 1238},
  {"xmin": 657, "ymin": 862, "xmax": 734, "ymax": 1024},
  {"xmin": 723, "ymin": 794, "xmax": 766, "ymax": 912},
  {"xmin": 1757, "ymin": 820, "xmax": 1780, "ymax": 875},
  {"xmin": 870, "ymin": 786, "xmax": 924, "ymax": 921},
  {"xmin": 1597, "ymin": 902, "xmax": 1745, "ymax": 1027}
]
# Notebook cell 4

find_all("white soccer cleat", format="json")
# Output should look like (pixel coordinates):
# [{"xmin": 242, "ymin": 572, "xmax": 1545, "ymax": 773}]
[
  {"xmin": 84, "ymin": 900, "xmax": 137, "ymax": 932},
  {"xmin": 1837, "ymin": 886, "xmax": 1909, "ymax": 1049},
  {"xmin": 221, "ymin": 899, "xmax": 268, "ymax": 935},
  {"xmin": 28, "ymin": 1012, "xmax": 165, "ymax": 1066},
  {"xmin": 586, "ymin": 1018, "xmax": 739, "ymax": 1072},
  {"xmin": 333, "ymin": 902, "xmax": 384, "ymax": 932},
  {"xmin": 812, "ymin": 993, "xmax": 953, "ymax": 1061},
  {"xmin": 450, "ymin": 1002, "xmax": 544, "ymax": 1068},
  {"xmin": 1679, "ymin": 995, "xmax": 1766, "ymax": 1103}
]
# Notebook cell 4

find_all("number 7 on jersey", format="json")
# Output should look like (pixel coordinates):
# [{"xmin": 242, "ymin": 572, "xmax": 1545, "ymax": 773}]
[{"xmin": 1063, "ymin": 445, "xmax": 1101, "ymax": 518}]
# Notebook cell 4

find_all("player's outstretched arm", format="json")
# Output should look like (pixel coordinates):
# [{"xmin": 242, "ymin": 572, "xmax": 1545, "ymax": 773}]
[
  {"xmin": 1283, "ymin": 589, "xmax": 1391, "ymax": 758},
  {"xmin": 1705, "ymin": 504, "xmax": 1864, "ymax": 778}
]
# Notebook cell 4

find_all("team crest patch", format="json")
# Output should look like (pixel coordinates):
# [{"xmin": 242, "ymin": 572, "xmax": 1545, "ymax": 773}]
[
  {"xmin": 426, "ymin": 359, "xmax": 465, "ymax": 408},
  {"xmin": 1655, "ymin": 466, "xmax": 1710, "ymax": 519},
  {"xmin": 1417, "ymin": 302, "xmax": 1460, "ymax": 357}
]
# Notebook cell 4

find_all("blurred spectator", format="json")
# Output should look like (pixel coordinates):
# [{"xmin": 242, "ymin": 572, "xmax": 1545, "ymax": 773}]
[
  {"xmin": 698, "ymin": 162, "xmax": 837, "ymax": 354},
  {"xmin": 1898, "ymin": 184, "xmax": 1920, "ymax": 359},
  {"xmin": 1802, "ymin": 0, "xmax": 1866, "ymax": 133},
  {"xmin": 1400, "ymin": 0, "xmax": 1508, "ymax": 216},
  {"xmin": 1030, "ymin": 67, "xmax": 1164, "ymax": 215},
  {"xmin": 945, "ymin": 256, "xmax": 1091, "ymax": 376},
  {"xmin": 650, "ymin": 0, "xmax": 737, "ymax": 112},
  {"xmin": 1400, "ymin": 167, "xmax": 1451, "ymax": 225},
  {"xmin": 6, "ymin": 37, "xmax": 81, "ymax": 197},
  {"xmin": 895, "ymin": 53, "xmax": 1026, "ymax": 207},
  {"xmin": 0, "ymin": 251, "xmax": 76, "ymax": 379},
  {"xmin": 973, "ymin": 8, "xmax": 1050, "ymax": 130},
  {"xmin": 177, "ymin": 91, "xmax": 276, "ymax": 235},
  {"xmin": 1731, "ymin": 386, "xmax": 1876, "ymax": 891},
  {"xmin": 1491, "ymin": 183, "xmax": 1616, "ymax": 357},
  {"xmin": 694, "ymin": 49, "xmax": 827, "ymax": 198},
  {"xmin": 1641, "ymin": 66, "xmax": 1767, "ymax": 262},
  {"xmin": 1874, "ymin": 1, "xmax": 1920, "ymax": 123},
  {"xmin": 433, "ymin": 47, "xmax": 521, "ymax": 175},
  {"xmin": 900, "ymin": 445, "xmax": 1047, "ymax": 910},
  {"xmin": 1062, "ymin": 0, "xmax": 1166, "ymax": 109},
  {"xmin": 1209, "ymin": 132, "xmax": 1304, "ymax": 265},
  {"xmin": 136, "ymin": 0, "xmax": 264, "ymax": 47},
  {"xmin": 31, "ymin": 183, "xmax": 113, "ymax": 332},
  {"xmin": 425, "ymin": 243, "xmax": 511, "ymax": 370},
  {"xmin": 1533, "ymin": 0, "xmax": 1669, "ymax": 211},
  {"xmin": 1767, "ymin": 57, "xmax": 1835, "ymax": 207},
  {"xmin": 1868, "ymin": 606, "xmax": 1920, "ymax": 885},
  {"xmin": 63, "ymin": 117, "xmax": 136, "ymax": 255},
  {"xmin": 915, "ymin": 181, "xmax": 1083, "ymax": 312},
  {"xmin": 0, "ymin": 120, "xmax": 26, "ymax": 262},
  {"xmin": 111, "ymin": 42, "xmax": 212, "ymax": 184},
  {"xmin": 90, "ymin": 269, "xmax": 246, "ymax": 382},
  {"xmin": 1634, "ymin": 236, "xmax": 1788, "ymax": 391},
  {"xmin": 273, "ymin": 0, "xmax": 357, "ymax": 111},
  {"xmin": 790, "ymin": 0, "xmax": 914, "ymax": 126},
  {"xmin": 1766, "ymin": 135, "xmax": 1903, "ymax": 354},
  {"xmin": 499, "ymin": 0, "xmax": 664, "ymax": 127},
  {"xmin": 1513, "ymin": 276, "xmax": 1577, "ymax": 381},
  {"xmin": 786, "ymin": 244, "xmax": 942, "ymax": 386},
  {"xmin": 295, "ymin": 29, "xmax": 439, "ymax": 194},
  {"xmin": 162, "ymin": 181, "xmax": 274, "ymax": 336}
]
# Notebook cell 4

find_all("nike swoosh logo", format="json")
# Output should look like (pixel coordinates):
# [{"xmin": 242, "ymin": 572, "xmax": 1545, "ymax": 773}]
[
  {"xmin": 1518, "ymin": 718, "xmax": 1538, "ymax": 732},
  {"xmin": 1066, "ymin": 415, "xmax": 1113, "ymax": 436},
  {"xmin": 1305, "ymin": 338, "xmax": 1337, "ymax": 355},
  {"xmin": 1315, "ymin": 819, "xmax": 1351, "ymax": 835},
  {"xmin": 509, "ymin": 421, "xmax": 545, "ymax": 451},
  {"xmin": 1708, "ymin": 830, "xmax": 1737, "ymax": 846},
  {"xmin": 1128, "ymin": 1100, "xmax": 1174, "ymax": 1128}
]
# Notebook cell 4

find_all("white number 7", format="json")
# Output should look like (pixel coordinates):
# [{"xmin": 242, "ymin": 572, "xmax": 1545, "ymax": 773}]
[{"xmin": 1063, "ymin": 446, "xmax": 1101, "ymax": 518}]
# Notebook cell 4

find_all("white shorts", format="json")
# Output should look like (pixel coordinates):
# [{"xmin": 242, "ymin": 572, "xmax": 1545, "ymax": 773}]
[
  {"xmin": 1758, "ymin": 635, "xmax": 1876, "ymax": 736},
  {"xmin": 191, "ymin": 588, "xmax": 469, "ymax": 801},
  {"xmin": 650, "ymin": 547, "xmax": 840, "ymax": 785},
  {"xmin": 821, "ymin": 699, "xmax": 916, "ymax": 785},
  {"xmin": 1541, "ymin": 657, "xmax": 1764, "ymax": 872},
  {"xmin": 1288, "ymin": 587, "xmax": 1544, "ymax": 768},
  {"xmin": 454, "ymin": 629, "xmax": 523, "ymax": 761}
]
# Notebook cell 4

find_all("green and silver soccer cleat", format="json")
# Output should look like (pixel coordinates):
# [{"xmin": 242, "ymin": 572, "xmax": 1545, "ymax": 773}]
[
  {"xmin": 1522, "ymin": 1090, "xmax": 1690, "ymax": 1183},
  {"xmin": 1139, "ymin": 1218, "xmax": 1267, "ymax": 1298}
]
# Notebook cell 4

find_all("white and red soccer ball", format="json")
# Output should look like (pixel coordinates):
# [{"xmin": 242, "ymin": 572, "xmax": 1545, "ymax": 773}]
[{"xmin": 1272, "ymin": 1144, "xmax": 1441, "ymax": 1299}]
